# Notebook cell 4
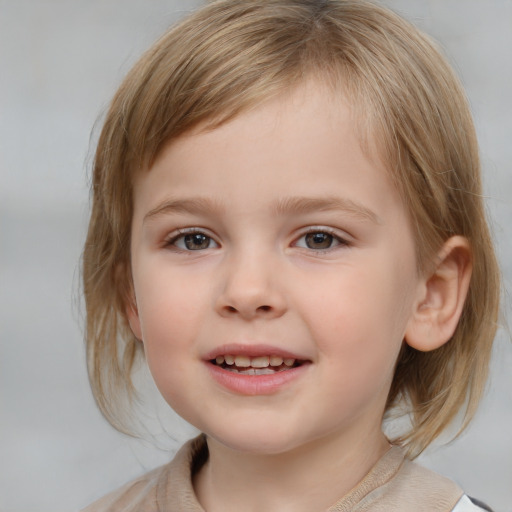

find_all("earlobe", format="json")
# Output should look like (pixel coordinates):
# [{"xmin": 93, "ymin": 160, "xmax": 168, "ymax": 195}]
[{"xmin": 405, "ymin": 236, "xmax": 472, "ymax": 352}]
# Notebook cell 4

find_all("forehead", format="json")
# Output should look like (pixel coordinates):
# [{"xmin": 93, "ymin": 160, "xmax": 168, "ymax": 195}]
[
  {"xmin": 132, "ymin": 82, "xmax": 402, "ymax": 227},
  {"xmin": 148, "ymin": 78, "xmax": 386, "ymax": 178}
]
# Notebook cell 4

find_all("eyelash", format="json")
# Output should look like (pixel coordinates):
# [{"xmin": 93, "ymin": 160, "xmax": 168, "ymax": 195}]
[
  {"xmin": 164, "ymin": 229, "xmax": 219, "ymax": 252},
  {"xmin": 293, "ymin": 228, "xmax": 350, "ymax": 253},
  {"xmin": 164, "ymin": 227, "xmax": 350, "ymax": 253}
]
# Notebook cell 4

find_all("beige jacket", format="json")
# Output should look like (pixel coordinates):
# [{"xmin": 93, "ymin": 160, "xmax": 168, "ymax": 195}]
[{"xmin": 82, "ymin": 435, "xmax": 473, "ymax": 512}]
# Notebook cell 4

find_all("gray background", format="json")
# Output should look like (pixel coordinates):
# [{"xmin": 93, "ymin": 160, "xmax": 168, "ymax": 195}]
[{"xmin": 1, "ymin": 1, "xmax": 511, "ymax": 511}]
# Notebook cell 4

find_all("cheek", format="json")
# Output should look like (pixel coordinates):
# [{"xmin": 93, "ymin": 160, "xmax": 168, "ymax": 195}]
[
  {"xmin": 310, "ymin": 261, "xmax": 412, "ymax": 334},
  {"xmin": 133, "ymin": 267, "xmax": 204, "ymax": 387},
  {"xmin": 139, "ymin": 301, "xmax": 199, "ymax": 419},
  {"xmin": 301, "ymin": 257, "xmax": 416, "ymax": 383},
  {"xmin": 135, "ymin": 260, "xmax": 206, "ymax": 336}
]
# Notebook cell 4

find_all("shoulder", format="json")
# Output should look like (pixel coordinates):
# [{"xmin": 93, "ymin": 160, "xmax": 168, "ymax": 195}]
[
  {"xmin": 80, "ymin": 464, "xmax": 166, "ymax": 512},
  {"xmin": 371, "ymin": 452, "xmax": 464, "ymax": 511},
  {"xmin": 393, "ymin": 457, "xmax": 494, "ymax": 512},
  {"xmin": 81, "ymin": 435, "xmax": 207, "ymax": 512},
  {"xmin": 328, "ymin": 446, "xmax": 464, "ymax": 511}
]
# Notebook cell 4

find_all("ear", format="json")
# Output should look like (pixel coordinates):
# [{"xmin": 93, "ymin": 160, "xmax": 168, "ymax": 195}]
[{"xmin": 405, "ymin": 236, "xmax": 472, "ymax": 352}]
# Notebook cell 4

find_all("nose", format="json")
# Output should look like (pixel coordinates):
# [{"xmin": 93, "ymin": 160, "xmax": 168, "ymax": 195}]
[{"xmin": 215, "ymin": 251, "xmax": 287, "ymax": 320}]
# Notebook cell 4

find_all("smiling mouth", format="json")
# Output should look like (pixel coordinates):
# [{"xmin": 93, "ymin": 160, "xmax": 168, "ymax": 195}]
[{"xmin": 210, "ymin": 355, "xmax": 305, "ymax": 375}]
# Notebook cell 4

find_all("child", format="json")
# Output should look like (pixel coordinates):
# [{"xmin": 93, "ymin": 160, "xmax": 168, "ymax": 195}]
[{"xmin": 82, "ymin": 1, "xmax": 500, "ymax": 510}]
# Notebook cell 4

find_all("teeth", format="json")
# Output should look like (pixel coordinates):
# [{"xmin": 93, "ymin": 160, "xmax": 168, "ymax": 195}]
[
  {"xmin": 226, "ymin": 367, "xmax": 277, "ymax": 375},
  {"xmin": 234, "ymin": 355, "xmax": 251, "ymax": 367},
  {"xmin": 213, "ymin": 354, "xmax": 299, "ymax": 369},
  {"xmin": 269, "ymin": 355, "xmax": 284, "ymax": 366},
  {"xmin": 251, "ymin": 356, "xmax": 270, "ymax": 368}
]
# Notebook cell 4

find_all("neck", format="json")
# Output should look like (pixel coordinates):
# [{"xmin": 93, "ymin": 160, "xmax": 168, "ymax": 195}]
[{"xmin": 194, "ymin": 427, "xmax": 389, "ymax": 512}]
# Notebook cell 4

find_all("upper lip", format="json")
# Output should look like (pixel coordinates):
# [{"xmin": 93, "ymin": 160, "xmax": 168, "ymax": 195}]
[{"xmin": 203, "ymin": 343, "xmax": 311, "ymax": 361}]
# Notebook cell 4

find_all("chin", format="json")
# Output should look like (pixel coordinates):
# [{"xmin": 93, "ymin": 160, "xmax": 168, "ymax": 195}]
[{"xmin": 202, "ymin": 422, "xmax": 313, "ymax": 456}]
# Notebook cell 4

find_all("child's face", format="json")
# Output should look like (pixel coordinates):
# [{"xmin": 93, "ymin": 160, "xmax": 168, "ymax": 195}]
[{"xmin": 128, "ymin": 83, "xmax": 423, "ymax": 455}]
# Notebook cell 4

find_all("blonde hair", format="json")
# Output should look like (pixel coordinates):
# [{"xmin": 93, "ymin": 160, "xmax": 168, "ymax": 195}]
[{"xmin": 83, "ymin": 0, "xmax": 500, "ymax": 457}]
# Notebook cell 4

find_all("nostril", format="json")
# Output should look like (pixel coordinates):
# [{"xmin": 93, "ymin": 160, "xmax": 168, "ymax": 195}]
[{"xmin": 217, "ymin": 299, "xmax": 285, "ymax": 319}]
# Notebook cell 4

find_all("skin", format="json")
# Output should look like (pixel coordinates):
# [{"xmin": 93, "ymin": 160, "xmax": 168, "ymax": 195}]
[{"xmin": 126, "ymin": 83, "xmax": 471, "ymax": 512}]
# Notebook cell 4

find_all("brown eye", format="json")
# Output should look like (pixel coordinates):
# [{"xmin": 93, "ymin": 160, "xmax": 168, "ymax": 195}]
[
  {"xmin": 169, "ymin": 231, "xmax": 218, "ymax": 251},
  {"xmin": 294, "ymin": 229, "xmax": 348, "ymax": 252},
  {"xmin": 304, "ymin": 232, "xmax": 334, "ymax": 249},
  {"xmin": 183, "ymin": 233, "xmax": 211, "ymax": 250}
]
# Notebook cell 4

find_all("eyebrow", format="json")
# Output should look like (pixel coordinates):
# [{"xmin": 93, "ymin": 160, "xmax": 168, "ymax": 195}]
[
  {"xmin": 143, "ymin": 197, "xmax": 225, "ymax": 222},
  {"xmin": 143, "ymin": 195, "xmax": 381, "ymax": 224},
  {"xmin": 272, "ymin": 196, "xmax": 382, "ymax": 224}
]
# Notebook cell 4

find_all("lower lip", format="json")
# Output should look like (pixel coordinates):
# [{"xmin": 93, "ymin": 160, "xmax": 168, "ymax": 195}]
[{"xmin": 206, "ymin": 362, "xmax": 310, "ymax": 395}]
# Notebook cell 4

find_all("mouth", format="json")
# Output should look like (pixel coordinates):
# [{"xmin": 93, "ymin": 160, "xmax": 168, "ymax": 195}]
[
  {"xmin": 204, "ymin": 346, "xmax": 311, "ymax": 395},
  {"xmin": 210, "ymin": 354, "xmax": 304, "ymax": 375}
]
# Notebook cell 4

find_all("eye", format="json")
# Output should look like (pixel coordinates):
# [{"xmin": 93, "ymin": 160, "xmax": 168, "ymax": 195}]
[
  {"xmin": 167, "ymin": 231, "xmax": 218, "ymax": 251},
  {"xmin": 294, "ymin": 230, "xmax": 347, "ymax": 251}
]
